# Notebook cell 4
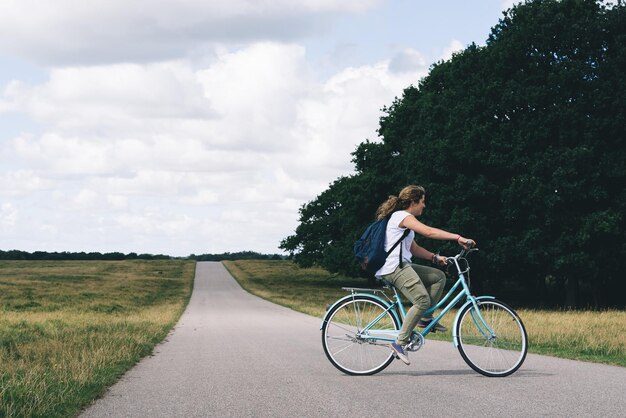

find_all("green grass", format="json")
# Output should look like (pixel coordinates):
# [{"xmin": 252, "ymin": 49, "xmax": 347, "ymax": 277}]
[
  {"xmin": 223, "ymin": 259, "xmax": 364, "ymax": 316},
  {"xmin": 223, "ymin": 259, "xmax": 626, "ymax": 368},
  {"xmin": 0, "ymin": 260, "xmax": 195, "ymax": 418}
]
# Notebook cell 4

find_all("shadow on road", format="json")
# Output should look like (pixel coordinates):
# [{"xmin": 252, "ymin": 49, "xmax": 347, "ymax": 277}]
[
  {"xmin": 377, "ymin": 367, "xmax": 553, "ymax": 378},
  {"xmin": 379, "ymin": 368, "xmax": 477, "ymax": 377}
]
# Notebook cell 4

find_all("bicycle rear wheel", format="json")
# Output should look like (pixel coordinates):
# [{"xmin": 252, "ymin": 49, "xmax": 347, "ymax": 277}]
[
  {"xmin": 322, "ymin": 296, "xmax": 400, "ymax": 375},
  {"xmin": 456, "ymin": 299, "xmax": 528, "ymax": 377}
]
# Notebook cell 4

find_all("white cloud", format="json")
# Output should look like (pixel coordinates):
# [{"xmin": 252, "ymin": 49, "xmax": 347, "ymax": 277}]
[
  {"xmin": 501, "ymin": 0, "xmax": 521, "ymax": 11},
  {"xmin": 14, "ymin": 134, "xmax": 120, "ymax": 176},
  {"xmin": 0, "ymin": 40, "xmax": 436, "ymax": 255},
  {"xmin": 0, "ymin": 170, "xmax": 53, "ymax": 197},
  {"xmin": 107, "ymin": 195, "xmax": 129, "ymax": 210},
  {"xmin": 389, "ymin": 49, "xmax": 427, "ymax": 74},
  {"xmin": 0, "ymin": 0, "xmax": 382, "ymax": 65},
  {"xmin": 116, "ymin": 212, "xmax": 196, "ymax": 235},
  {"xmin": 440, "ymin": 39, "xmax": 465, "ymax": 62},
  {"xmin": 4, "ymin": 62, "xmax": 214, "ymax": 132},
  {"xmin": 196, "ymin": 43, "xmax": 309, "ymax": 150},
  {"xmin": 72, "ymin": 189, "xmax": 101, "ymax": 210},
  {"xmin": 0, "ymin": 203, "xmax": 18, "ymax": 228}
]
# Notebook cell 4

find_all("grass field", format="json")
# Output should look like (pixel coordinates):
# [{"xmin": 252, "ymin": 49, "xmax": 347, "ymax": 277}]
[
  {"xmin": 0, "ymin": 259, "xmax": 195, "ymax": 418},
  {"xmin": 223, "ymin": 259, "xmax": 626, "ymax": 368}
]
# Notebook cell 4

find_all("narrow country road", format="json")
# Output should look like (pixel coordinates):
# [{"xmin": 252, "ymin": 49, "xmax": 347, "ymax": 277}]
[{"xmin": 80, "ymin": 262, "xmax": 626, "ymax": 417}]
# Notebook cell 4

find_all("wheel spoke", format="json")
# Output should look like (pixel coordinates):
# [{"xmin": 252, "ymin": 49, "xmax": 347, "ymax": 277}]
[
  {"xmin": 327, "ymin": 322, "xmax": 357, "ymax": 336},
  {"xmin": 325, "ymin": 335, "xmax": 355, "ymax": 343},
  {"xmin": 331, "ymin": 341, "xmax": 357, "ymax": 356}
]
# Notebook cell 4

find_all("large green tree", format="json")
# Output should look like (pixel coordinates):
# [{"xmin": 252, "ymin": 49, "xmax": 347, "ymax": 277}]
[{"xmin": 281, "ymin": 0, "xmax": 625, "ymax": 308}]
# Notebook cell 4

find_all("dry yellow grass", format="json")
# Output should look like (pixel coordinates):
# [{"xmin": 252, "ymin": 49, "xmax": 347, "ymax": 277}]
[
  {"xmin": 517, "ymin": 309, "xmax": 626, "ymax": 362},
  {"xmin": 224, "ymin": 259, "xmax": 626, "ymax": 367},
  {"xmin": 0, "ymin": 259, "xmax": 195, "ymax": 418}
]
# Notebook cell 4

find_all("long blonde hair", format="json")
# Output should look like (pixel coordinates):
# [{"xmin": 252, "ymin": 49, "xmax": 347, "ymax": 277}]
[{"xmin": 376, "ymin": 185, "xmax": 425, "ymax": 220}]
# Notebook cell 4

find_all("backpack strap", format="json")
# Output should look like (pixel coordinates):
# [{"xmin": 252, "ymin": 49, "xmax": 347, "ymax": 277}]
[{"xmin": 386, "ymin": 228, "xmax": 411, "ymax": 269}]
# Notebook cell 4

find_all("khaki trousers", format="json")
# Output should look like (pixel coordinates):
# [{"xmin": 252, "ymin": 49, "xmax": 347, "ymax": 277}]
[{"xmin": 381, "ymin": 263, "xmax": 446, "ymax": 345}]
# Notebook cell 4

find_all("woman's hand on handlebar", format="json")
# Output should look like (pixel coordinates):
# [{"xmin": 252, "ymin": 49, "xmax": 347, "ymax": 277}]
[
  {"xmin": 457, "ymin": 235, "xmax": 476, "ymax": 249},
  {"xmin": 433, "ymin": 254, "xmax": 448, "ymax": 267}
]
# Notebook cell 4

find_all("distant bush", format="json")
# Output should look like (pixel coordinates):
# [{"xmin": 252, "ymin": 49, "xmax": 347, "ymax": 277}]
[{"xmin": 188, "ymin": 251, "xmax": 285, "ymax": 261}]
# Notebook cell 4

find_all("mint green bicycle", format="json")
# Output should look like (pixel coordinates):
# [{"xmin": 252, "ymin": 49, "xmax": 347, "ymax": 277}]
[{"xmin": 321, "ymin": 248, "xmax": 528, "ymax": 376}]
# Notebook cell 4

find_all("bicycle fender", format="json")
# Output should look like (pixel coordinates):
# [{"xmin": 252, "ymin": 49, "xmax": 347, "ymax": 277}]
[
  {"xmin": 451, "ymin": 296, "xmax": 496, "ymax": 347},
  {"xmin": 320, "ymin": 293, "xmax": 399, "ymax": 330}
]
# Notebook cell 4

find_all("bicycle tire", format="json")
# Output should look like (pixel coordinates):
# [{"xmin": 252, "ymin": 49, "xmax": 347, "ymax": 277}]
[
  {"xmin": 456, "ymin": 299, "xmax": 528, "ymax": 377},
  {"xmin": 322, "ymin": 295, "xmax": 400, "ymax": 376}
]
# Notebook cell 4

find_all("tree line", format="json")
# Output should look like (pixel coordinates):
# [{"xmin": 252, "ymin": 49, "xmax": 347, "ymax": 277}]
[
  {"xmin": 0, "ymin": 250, "xmax": 172, "ymax": 261},
  {"xmin": 280, "ymin": 0, "xmax": 625, "ymax": 309},
  {"xmin": 0, "ymin": 250, "xmax": 284, "ymax": 262}
]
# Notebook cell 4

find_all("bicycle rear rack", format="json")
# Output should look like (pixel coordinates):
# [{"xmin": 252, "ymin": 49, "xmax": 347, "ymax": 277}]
[{"xmin": 342, "ymin": 286, "xmax": 396, "ymax": 303}]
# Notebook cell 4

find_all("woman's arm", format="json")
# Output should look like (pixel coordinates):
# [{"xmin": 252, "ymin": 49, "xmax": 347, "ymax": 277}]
[
  {"xmin": 410, "ymin": 240, "xmax": 433, "ymax": 260},
  {"xmin": 410, "ymin": 241, "xmax": 447, "ymax": 266},
  {"xmin": 401, "ymin": 214, "xmax": 475, "ymax": 248}
]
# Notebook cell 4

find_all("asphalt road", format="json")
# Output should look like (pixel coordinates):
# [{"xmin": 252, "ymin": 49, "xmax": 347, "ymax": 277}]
[{"xmin": 80, "ymin": 262, "xmax": 626, "ymax": 417}]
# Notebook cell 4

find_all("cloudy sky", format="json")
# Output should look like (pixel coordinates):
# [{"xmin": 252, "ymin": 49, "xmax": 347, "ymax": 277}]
[{"xmin": 0, "ymin": 0, "xmax": 519, "ymax": 256}]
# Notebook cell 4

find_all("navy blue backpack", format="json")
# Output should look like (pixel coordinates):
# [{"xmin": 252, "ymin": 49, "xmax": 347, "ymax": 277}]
[{"xmin": 354, "ymin": 217, "xmax": 410, "ymax": 274}]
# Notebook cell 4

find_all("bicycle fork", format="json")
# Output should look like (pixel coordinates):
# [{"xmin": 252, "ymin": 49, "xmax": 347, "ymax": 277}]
[{"xmin": 451, "ymin": 296, "xmax": 497, "ymax": 347}]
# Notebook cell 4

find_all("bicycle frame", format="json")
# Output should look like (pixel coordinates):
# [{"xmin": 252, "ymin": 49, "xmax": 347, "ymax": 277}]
[{"xmin": 321, "ymin": 250, "xmax": 497, "ymax": 347}]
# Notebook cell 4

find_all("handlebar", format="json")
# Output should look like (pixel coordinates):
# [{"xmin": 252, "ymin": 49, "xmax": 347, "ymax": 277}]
[
  {"xmin": 445, "ymin": 248, "xmax": 479, "ymax": 275},
  {"xmin": 456, "ymin": 247, "xmax": 479, "ymax": 260}
]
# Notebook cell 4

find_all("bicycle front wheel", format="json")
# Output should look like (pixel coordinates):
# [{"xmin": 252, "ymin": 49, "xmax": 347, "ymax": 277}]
[
  {"xmin": 456, "ymin": 299, "xmax": 528, "ymax": 377},
  {"xmin": 322, "ymin": 296, "xmax": 400, "ymax": 376}
]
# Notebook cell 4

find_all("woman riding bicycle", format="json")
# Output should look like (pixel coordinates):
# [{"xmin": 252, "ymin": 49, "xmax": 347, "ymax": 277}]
[{"xmin": 375, "ymin": 185, "xmax": 475, "ymax": 365}]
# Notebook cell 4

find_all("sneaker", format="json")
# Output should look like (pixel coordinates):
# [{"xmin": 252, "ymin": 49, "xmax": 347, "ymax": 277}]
[
  {"xmin": 390, "ymin": 342, "xmax": 411, "ymax": 365},
  {"xmin": 417, "ymin": 318, "xmax": 448, "ymax": 332}
]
